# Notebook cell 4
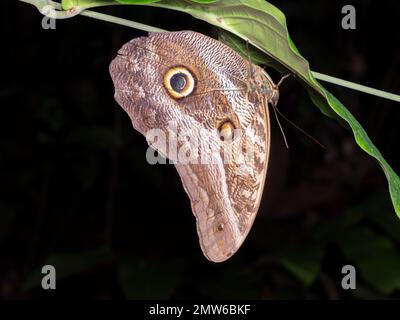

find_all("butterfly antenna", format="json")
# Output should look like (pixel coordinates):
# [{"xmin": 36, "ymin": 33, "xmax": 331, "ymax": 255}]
[
  {"xmin": 273, "ymin": 106, "xmax": 326, "ymax": 149},
  {"xmin": 271, "ymin": 104, "xmax": 290, "ymax": 149},
  {"xmin": 277, "ymin": 73, "xmax": 292, "ymax": 87}
]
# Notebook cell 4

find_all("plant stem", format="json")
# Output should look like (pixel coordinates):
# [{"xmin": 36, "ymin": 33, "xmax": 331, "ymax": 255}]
[
  {"xmin": 80, "ymin": 9, "xmax": 166, "ymax": 33},
  {"xmin": 312, "ymin": 72, "xmax": 400, "ymax": 103},
  {"xmin": 17, "ymin": 0, "xmax": 400, "ymax": 103}
]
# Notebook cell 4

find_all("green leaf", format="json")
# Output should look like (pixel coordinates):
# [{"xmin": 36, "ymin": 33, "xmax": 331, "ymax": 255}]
[
  {"xmin": 62, "ymin": 0, "xmax": 124, "ymax": 10},
  {"xmin": 62, "ymin": 0, "xmax": 400, "ymax": 217},
  {"xmin": 314, "ymin": 192, "xmax": 390, "ymax": 241},
  {"xmin": 218, "ymin": 30, "xmax": 287, "ymax": 72},
  {"xmin": 335, "ymin": 228, "xmax": 400, "ymax": 295},
  {"xmin": 277, "ymin": 242, "xmax": 324, "ymax": 286}
]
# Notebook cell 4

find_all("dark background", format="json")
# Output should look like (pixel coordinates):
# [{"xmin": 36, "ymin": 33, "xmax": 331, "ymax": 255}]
[{"xmin": 1, "ymin": 0, "xmax": 399, "ymax": 299}]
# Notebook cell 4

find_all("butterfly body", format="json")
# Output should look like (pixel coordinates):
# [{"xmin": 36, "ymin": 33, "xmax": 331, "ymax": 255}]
[{"xmin": 110, "ymin": 31, "xmax": 279, "ymax": 262}]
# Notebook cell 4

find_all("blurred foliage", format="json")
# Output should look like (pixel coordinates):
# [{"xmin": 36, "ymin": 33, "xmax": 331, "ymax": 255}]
[
  {"xmin": 1, "ymin": 0, "xmax": 399, "ymax": 299},
  {"xmin": 17, "ymin": 192, "xmax": 400, "ymax": 298}
]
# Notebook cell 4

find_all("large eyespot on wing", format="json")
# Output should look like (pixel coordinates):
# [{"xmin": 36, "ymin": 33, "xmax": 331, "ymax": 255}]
[
  {"xmin": 163, "ymin": 66, "xmax": 196, "ymax": 99},
  {"xmin": 174, "ymin": 99, "xmax": 271, "ymax": 263}
]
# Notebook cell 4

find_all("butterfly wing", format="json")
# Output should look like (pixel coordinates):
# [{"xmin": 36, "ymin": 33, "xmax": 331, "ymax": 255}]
[
  {"xmin": 109, "ymin": 31, "xmax": 271, "ymax": 262},
  {"xmin": 175, "ymin": 100, "xmax": 270, "ymax": 262}
]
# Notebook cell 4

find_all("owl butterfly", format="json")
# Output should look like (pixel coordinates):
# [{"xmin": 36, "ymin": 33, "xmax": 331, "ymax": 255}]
[{"xmin": 109, "ymin": 31, "xmax": 280, "ymax": 262}]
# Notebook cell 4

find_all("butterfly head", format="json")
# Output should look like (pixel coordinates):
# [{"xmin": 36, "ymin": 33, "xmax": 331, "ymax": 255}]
[
  {"xmin": 269, "ymin": 84, "xmax": 280, "ymax": 107},
  {"xmin": 261, "ymin": 69, "xmax": 280, "ymax": 107}
]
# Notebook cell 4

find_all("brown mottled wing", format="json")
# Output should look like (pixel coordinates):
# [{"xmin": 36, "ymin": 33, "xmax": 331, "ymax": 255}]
[
  {"xmin": 175, "ymin": 102, "xmax": 270, "ymax": 262},
  {"xmin": 109, "ymin": 31, "xmax": 271, "ymax": 262}
]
